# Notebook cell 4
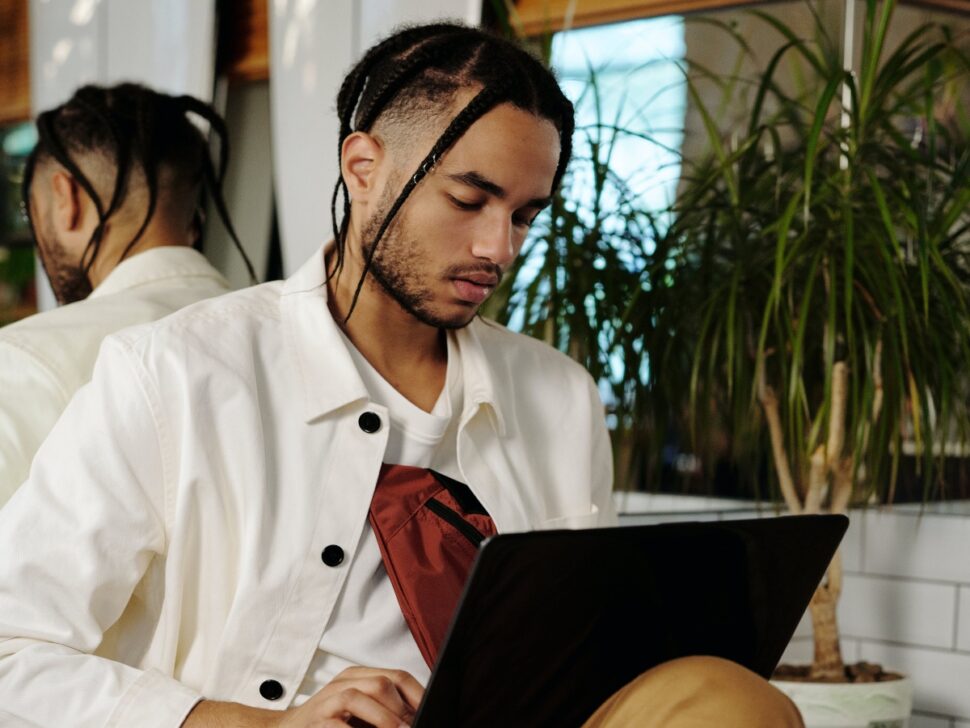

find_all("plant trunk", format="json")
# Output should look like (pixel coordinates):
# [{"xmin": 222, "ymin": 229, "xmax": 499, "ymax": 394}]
[{"xmin": 808, "ymin": 583, "xmax": 845, "ymax": 681}]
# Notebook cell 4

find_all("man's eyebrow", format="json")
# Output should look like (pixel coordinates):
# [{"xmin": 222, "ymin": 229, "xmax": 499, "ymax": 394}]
[{"xmin": 445, "ymin": 171, "xmax": 552, "ymax": 209}]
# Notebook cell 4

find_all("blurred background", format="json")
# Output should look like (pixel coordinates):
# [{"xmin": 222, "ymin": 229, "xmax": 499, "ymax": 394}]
[{"xmin": 1, "ymin": 0, "xmax": 968, "ymax": 500}]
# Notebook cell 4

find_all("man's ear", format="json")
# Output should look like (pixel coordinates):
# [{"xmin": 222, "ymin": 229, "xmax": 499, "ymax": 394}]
[
  {"xmin": 341, "ymin": 131, "xmax": 385, "ymax": 204},
  {"xmin": 49, "ymin": 169, "xmax": 85, "ymax": 233}
]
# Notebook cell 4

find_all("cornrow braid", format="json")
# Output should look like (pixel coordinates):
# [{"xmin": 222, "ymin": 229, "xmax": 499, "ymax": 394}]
[
  {"xmin": 354, "ymin": 34, "xmax": 472, "ymax": 132},
  {"xmin": 21, "ymin": 82, "xmax": 256, "ymax": 290},
  {"xmin": 328, "ymin": 23, "xmax": 468, "ymax": 270},
  {"xmin": 330, "ymin": 22, "xmax": 575, "ymax": 322}
]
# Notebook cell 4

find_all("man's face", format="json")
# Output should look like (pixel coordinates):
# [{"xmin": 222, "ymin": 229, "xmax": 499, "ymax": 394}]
[
  {"xmin": 25, "ymin": 176, "xmax": 93, "ymax": 305},
  {"xmin": 361, "ymin": 102, "xmax": 561, "ymax": 329}
]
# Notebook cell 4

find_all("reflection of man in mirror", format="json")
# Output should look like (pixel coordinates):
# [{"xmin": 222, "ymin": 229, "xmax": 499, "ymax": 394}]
[
  {"xmin": 0, "ymin": 83, "xmax": 248, "ymax": 504},
  {"xmin": 0, "ymin": 26, "xmax": 802, "ymax": 728}
]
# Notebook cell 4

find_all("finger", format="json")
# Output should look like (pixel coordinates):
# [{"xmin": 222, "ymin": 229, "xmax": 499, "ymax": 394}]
[
  {"xmin": 330, "ymin": 668, "xmax": 425, "ymax": 712},
  {"xmin": 384, "ymin": 670, "xmax": 425, "ymax": 711},
  {"xmin": 336, "ymin": 676, "xmax": 412, "ymax": 718},
  {"xmin": 326, "ymin": 688, "xmax": 411, "ymax": 728}
]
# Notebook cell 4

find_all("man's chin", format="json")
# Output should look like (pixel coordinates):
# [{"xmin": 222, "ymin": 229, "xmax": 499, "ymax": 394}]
[
  {"xmin": 437, "ymin": 314, "xmax": 477, "ymax": 330},
  {"xmin": 414, "ymin": 306, "xmax": 478, "ymax": 330}
]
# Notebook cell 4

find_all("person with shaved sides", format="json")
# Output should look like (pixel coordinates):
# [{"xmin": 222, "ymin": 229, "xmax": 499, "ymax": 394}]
[
  {"xmin": 0, "ymin": 25, "xmax": 804, "ymax": 727},
  {"xmin": 0, "ymin": 83, "xmax": 251, "ymax": 504}
]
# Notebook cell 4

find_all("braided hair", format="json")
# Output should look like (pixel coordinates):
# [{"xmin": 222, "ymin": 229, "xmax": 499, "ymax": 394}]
[
  {"xmin": 330, "ymin": 22, "xmax": 575, "ymax": 318},
  {"xmin": 21, "ymin": 83, "xmax": 256, "ymax": 287}
]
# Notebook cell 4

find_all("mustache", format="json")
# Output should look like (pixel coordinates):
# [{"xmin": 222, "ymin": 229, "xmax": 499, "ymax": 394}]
[{"xmin": 443, "ymin": 262, "xmax": 503, "ymax": 281}]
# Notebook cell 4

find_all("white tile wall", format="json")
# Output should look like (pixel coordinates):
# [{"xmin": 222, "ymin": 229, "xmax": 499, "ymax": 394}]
[
  {"xmin": 957, "ymin": 587, "xmax": 970, "ymax": 652},
  {"xmin": 846, "ymin": 639, "xmax": 863, "ymax": 663},
  {"xmin": 791, "ymin": 609, "xmax": 812, "ymax": 639},
  {"xmin": 842, "ymin": 513, "xmax": 865, "ymax": 572},
  {"xmin": 862, "ymin": 511, "xmax": 970, "ymax": 583},
  {"xmin": 838, "ymin": 575, "xmax": 957, "ymax": 649},
  {"xmin": 910, "ymin": 714, "xmax": 952, "ymax": 728},
  {"xmin": 843, "ymin": 508, "xmax": 970, "ymax": 722},
  {"xmin": 780, "ymin": 636, "xmax": 813, "ymax": 665}
]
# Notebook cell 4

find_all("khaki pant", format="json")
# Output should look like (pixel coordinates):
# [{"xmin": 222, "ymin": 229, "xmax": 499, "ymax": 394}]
[{"xmin": 582, "ymin": 656, "xmax": 805, "ymax": 728}]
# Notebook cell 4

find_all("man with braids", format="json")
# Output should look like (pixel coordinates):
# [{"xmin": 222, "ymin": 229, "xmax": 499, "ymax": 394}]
[
  {"xmin": 0, "ymin": 83, "xmax": 252, "ymax": 504},
  {"xmin": 0, "ymin": 25, "xmax": 803, "ymax": 728}
]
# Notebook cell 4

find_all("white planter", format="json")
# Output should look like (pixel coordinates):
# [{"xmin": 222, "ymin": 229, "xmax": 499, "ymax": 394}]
[{"xmin": 772, "ymin": 676, "xmax": 913, "ymax": 728}]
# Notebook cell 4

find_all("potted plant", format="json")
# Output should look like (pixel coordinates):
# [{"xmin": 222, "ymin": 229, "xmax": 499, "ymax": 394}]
[
  {"xmin": 490, "ymin": 0, "xmax": 970, "ymax": 724},
  {"xmin": 629, "ymin": 0, "xmax": 970, "ymax": 723}
]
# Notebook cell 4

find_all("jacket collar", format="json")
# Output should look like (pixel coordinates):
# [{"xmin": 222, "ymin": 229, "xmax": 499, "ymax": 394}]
[
  {"xmin": 454, "ymin": 319, "xmax": 510, "ymax": 438},
  {"xmin": 89, "ymin": 246, "xmax": 228, "ymax": 299},
  {"xmin": 281, "ymin": 246, "xmax": 509, "ymax": 437},
  {"xmin": 281, "ymin": 248, "xmax": 369, "ymax": 423}
]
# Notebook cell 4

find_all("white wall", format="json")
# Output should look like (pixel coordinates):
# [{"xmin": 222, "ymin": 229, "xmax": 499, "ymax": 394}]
[
  {"xmin": 28, "ymin": 0, "xmax": 217, "ymax": 311},
  {"xmin": 268, "ymin": 0, "xmax": 482, "ymax": 276}
]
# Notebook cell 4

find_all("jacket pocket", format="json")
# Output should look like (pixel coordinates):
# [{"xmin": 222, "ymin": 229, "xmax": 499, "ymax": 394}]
[{"xmin": 425, "ymin": 497, "xmax": 488, "ymax": 547}]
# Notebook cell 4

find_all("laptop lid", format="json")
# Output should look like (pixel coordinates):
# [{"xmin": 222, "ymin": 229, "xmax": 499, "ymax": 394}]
[{"xmin": 413, "ymin": 514, "xmax": 848, "ymax": 728}]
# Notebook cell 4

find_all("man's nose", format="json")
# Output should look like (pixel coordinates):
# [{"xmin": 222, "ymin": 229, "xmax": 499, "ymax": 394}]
[{"xmin": 471, "ymin": 214, "xmax": 515, "ymax": 268}]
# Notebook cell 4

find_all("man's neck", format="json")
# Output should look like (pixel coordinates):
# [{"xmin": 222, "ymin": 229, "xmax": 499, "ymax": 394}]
[
  {"xmin": 326, "ymin": 249, "xmax": 448, "ymax": 413},
  {"xmin": 88, "ymin": 225, "xmax": 192, "ymax": 289}
]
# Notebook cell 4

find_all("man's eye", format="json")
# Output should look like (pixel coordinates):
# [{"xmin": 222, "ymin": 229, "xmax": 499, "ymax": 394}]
[
  {"xmin": 448, "ymin": 195, "xmax": 482, "ymax": 211},
  {"xmin": 512, "ymin": 213, "xmax": 536, "ymax": 229}
]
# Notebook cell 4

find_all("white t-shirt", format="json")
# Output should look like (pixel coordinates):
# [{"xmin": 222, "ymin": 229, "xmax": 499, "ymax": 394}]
[{"xmin": 294, "ymin": 331, "xmax": 463, "ymax": 703}]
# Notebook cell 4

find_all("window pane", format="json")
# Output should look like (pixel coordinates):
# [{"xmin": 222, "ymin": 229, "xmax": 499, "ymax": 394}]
[
  {"xmin": 552, "ymin": 16, "xmax": 686, "ymax": 236},
  {"xmin": 499, "ymin": 17, "xmax": 686, "ymax": 404},
  {"xmin": 0, "ymin": 122, "xmax": 38, "ymax": 325}
]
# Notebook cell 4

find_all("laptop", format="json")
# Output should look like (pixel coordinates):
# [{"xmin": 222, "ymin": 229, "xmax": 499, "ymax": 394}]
[{"xmin": 412, "ymin": 514, "xmax": 848, "ymax": 727}]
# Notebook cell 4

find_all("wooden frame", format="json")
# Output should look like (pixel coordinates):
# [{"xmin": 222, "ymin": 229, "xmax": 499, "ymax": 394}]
[
  {"xmin": 511, "ymin": 0, "xmax": 970, "ymax": 34},
  {"xmin": 218, "ymin": 0, "xmax": 269, "ymax": 83},
  {"xmin": 0, "ymin": 0, "xmax": 30, "ymax": 124},
  {"xmin": 905, "ymin": 0, "xmax": 970, "ymax": 14}
]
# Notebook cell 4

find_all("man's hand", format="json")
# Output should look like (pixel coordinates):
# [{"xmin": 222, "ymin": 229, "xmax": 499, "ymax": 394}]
[
  {"xmin": 279, "ymin": 667, "xmax": 424, "ymax": 728},
  {"xmin": 182, "ymin": 667, "xmax": 424, "ymax": 728}
]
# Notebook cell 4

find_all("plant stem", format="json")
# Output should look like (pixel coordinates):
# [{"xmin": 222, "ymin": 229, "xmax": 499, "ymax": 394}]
[
  {"xmin": 757, "ymin": 372, "xmax": 801, "ymax": 514},
  {"xmin": 826, "ymin": 361, "xmax": 849, "ymax": 465},
  {"xmin": 808, "ymin": 571, "xmax": 845, "ymax": 681},
  {"xmin": 805, "ymin": 445, "xmax": 827, "ymax": 513}
]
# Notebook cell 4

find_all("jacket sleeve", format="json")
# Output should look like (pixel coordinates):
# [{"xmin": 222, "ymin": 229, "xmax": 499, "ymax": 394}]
[
  {"xmin": 586, "ymin": 374, "xmax": 618, "ymax": 527},
  {"xmin": 0, "ymin": 336, "xmax": 202, "ymax": 727},
  {"xmin": 0, "ymin": 341, "xmax": 72, "ymax": 506}
]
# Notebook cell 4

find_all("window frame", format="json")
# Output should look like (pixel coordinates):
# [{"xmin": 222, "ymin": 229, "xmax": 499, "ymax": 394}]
[{"xmin": 511, "ymin": 0, "xmax": 969, "ymax": 35}]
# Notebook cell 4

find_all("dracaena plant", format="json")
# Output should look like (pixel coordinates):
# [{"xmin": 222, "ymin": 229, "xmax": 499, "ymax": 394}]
[
  {"xmin": 633, "ymin": 0, "xmax": 970, "ymax": 679},
  {"xmin": 492, "ymin": 0, "xmax": 970, "ymax": 681}
]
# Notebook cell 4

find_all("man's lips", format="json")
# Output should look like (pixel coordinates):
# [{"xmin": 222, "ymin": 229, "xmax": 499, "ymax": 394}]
[
  {"xmin": 452, "ymin": 276, "xmax": 497, "ymax": 304},
  {"xmin": 458, "ymin": 272, "xmax": 499, "ymax": 286}
]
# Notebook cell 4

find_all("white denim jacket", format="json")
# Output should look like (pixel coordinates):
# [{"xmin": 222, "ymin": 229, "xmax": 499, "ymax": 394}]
[
  {"xmin": 0, "ymin": 245, "xmax": 230, "ymax": 504},
  {"xmin": 0, "ymin": 248, "xmax": 615, "ymax": 728}
]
